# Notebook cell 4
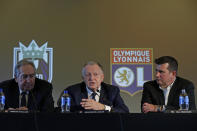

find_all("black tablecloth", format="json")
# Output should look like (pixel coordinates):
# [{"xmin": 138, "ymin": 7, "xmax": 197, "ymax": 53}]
[{"xmin": 0, "ymin": 112, "xmax": 197, "ymax": 131}]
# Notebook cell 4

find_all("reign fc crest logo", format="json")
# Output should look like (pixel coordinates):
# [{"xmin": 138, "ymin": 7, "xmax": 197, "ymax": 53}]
[{"xmin": 13, "ymin": 40, "xmax": 53, "ymax": 82}]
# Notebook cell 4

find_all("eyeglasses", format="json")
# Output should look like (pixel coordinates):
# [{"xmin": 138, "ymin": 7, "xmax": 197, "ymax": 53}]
[{"xmin": 19, "ymin": 74, "xmax": 36, "ymax": 80}]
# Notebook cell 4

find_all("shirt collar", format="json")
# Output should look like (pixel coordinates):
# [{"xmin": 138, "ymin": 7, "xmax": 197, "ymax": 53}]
[
  {"xmin": 86, "ymin": 86, "xmax": 101, "ymax": 97},
  {"xmin": 19, "ymin": 88, "xmax": 29, "ymax": 95}
]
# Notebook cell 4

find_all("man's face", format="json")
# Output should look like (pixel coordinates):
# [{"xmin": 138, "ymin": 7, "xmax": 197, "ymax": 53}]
[
  {"xmin": 83, "ymin": 64, "xmax": 104, "ymax": 91},
  {"xmin": 15, "ymin": 64, "xmax": 36, "ymax": 91},
  {"xmin": 155, "ymin": 63, "xmax": 176, "ymax": 88}
]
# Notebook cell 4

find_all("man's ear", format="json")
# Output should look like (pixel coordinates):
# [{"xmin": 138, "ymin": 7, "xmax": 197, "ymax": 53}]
[
  {"xmin": 172, "ymin": 70, "xmax": 177, "ymax": 76},
  {"xmin": 101, "ymin": 74, "xmax": 104, "ymax": 82}
]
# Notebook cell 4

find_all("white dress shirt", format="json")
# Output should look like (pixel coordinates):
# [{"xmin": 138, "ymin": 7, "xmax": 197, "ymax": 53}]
[{"xmin": 159, "ymin": 79, "xmax": 175, "ymax": 105}]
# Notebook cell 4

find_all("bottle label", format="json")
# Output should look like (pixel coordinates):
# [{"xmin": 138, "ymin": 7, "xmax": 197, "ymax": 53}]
[
  {"xmin": 66, "ymin": 97, "xmax": 71, "ymax": 106},
  {"xmin": 0, "ymin": 96, "xmax": 5, "ymax": 105},
  {"xmin": 185, "ymin": 96, "xmax": 189, "ymax": 104},
  {"xmin": 61, "ymin": 97, "xmax": 65, "ymax": 106},
  {"xmin": 179, "ymin": 96, "xmax": 184, "ymax": 105}
]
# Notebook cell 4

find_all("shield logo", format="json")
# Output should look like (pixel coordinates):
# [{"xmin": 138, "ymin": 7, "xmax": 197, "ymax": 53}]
[
  {"xmin": 111, "ymin": 48, "xmax": 153, "ymax": 96},
  {"xmin": 13, "ymin": 40, "xmax": 53, "ymax": 82}
]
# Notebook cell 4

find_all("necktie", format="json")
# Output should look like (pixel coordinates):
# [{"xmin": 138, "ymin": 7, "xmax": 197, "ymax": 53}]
[
  {"xmin": 91, "ymin": 92, "xmax": 97, "ymax": 101},
  {"xmin": 21, "ymin": 92, "xmax": 27, "ymax": 107}
]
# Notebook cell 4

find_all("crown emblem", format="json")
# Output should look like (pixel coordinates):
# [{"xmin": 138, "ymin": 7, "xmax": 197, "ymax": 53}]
[
  {"xmin": 19, "ymin": 40, "xmax": 48, "ymax": 63},
  {"xmin": 13, "ymin": 40, "xmax": 53, "ymax": 82}
]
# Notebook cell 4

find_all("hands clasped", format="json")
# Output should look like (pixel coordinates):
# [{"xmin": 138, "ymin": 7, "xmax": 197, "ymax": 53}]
[
  {"xmin": 142, "ymin": 103, "xmax": 157, "ymax": 113},
  {"xmin": 80, "ymin": 99, "xmax": 105, "ymax": 110}
]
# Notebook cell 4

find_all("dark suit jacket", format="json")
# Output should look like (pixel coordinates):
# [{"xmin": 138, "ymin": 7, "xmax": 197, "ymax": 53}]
[
  {"xmin": 141, "ymin": 76, "xmax": 196, "ymax": 111},
  {"xmin": 58, "ymin": 82, "xmax": 129, "ymax": 113},
  {"xmin": 0, "ymin": 78, "xmax": 54, "ymax": 112}
]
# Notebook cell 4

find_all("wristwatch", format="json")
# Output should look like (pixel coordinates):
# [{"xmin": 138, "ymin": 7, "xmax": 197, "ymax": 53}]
[
  {"xmin": 104, "ymin": 105, "xmax": 107, "ymax": 110},
  {"xmin": 104, "ymin": 105, "xmax": 112, "ymax": 112},
  {"xmin": 156, "ymin": 105, "xmax": 162, "ymax": 112},
  {"xmin": 156, "ymin": 105, "xmax": 165, "ymax": 112}
]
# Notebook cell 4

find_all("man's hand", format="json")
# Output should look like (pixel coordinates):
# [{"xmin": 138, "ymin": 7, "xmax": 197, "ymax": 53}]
[
  {"xmin": 5, "ymin": 107, "xmax": 28, "ymax": 112},
  {"xmin": 80, "ymin": 99, "xmax": 105, "ymax": 110},
  {"xmin": 142, "ymin": 103, "xmax": 157, "ymax": 113},
  {"xmin": 16, "ymin": 106, "xmax": 28, "ymax": 111},
  {"xmin": 8, "ymin": 106, "xmax": 28, "ymax": 111}
]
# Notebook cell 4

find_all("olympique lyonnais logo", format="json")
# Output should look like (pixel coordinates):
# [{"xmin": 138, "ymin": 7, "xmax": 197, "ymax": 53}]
[
  {"xmin": 111, "ymin": 48, "xmax": 153, "ymax": 96},
  {"xmin": 13, "ymin": 40, "xmax": 53, "ymax": 82},
  {"xmin": 114, "ymin": 67, "xmax": 134, "ymax": 87}
]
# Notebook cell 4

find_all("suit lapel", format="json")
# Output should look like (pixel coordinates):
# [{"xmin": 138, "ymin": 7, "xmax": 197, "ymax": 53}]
[
  {"xmin": 167, "ymin": 78, "xmax": 178, "ymax": 105},
  {"xmin": 99, "ymin": 85, "xmax": 112, "ymax": 106},
  {"xmin": 155, "ymin": 84, "xmax": 165, "ymax": 105},
  {"xmin": 28, "ymin": 91, "xmax": 35, "ymax": 110},
  {"xmin": 81, "ymin": 90, "xmax": 88, "ymax": 99},
  {"xmin": 79, "ymin": 84, "xmax": 88, "ymax": 104},
  {"xmin": 99, "ymin": 88, "xmax": 105, "ymax": 103},
  {"xmin": 9, "ymin": 84, "xmax": 20, "ymax": 108}
]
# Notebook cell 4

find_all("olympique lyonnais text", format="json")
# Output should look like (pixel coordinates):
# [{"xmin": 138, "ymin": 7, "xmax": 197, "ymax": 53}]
[{"xmin": 112, "ymin": 49, "xmax": 152, "ymax": 64}]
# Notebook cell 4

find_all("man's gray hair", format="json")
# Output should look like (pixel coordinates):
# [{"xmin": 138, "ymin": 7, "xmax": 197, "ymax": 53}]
[
  {"xmin": 81, "ymin": 61, "xmax": 104, "ymax": 77},
  {"xmin": 14, "ymin": 59, "xmax": 36, "ymax": 78}
]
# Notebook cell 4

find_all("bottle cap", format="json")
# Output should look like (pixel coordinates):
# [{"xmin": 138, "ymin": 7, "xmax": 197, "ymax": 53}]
[{"xmin": 64, "ymin": 90, "xmax": 68, "ymax": 94}]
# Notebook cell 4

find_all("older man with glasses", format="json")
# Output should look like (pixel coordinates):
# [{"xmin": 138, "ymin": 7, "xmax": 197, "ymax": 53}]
[
  {"xmin": 0, "ymin": 59, "xmax": 54, "ymax": 112},
  {"xmin": 57, "ymin": 61, "xmax": 129, "ymax": 113}
]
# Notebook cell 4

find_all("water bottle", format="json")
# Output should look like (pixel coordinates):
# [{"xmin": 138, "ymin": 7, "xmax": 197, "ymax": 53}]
[
  {"xmin": 179, "ymin": 89, "xmax": 189, "ymax": 110},
  {"xmin": 0, "ymin": 88, "xmax": 5, "ymax": 112},
  {"xmin": 185, "ymin": 95, "xmax": 189, "ymax": 110},
  {"xmin": 61, "ymin": 90, "xmax": 71, "ymax": 113}
]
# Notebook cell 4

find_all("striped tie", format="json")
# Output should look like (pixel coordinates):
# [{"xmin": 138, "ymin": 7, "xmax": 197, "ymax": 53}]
[{"xmin": 91, "ymin": 92, "xmax": 97, "ymax": 101}]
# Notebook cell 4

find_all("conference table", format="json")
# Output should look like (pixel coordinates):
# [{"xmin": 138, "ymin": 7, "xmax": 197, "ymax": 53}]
[{"xmin": 0, "ymin": 112, "xmax": 197, "ymax": 131}]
